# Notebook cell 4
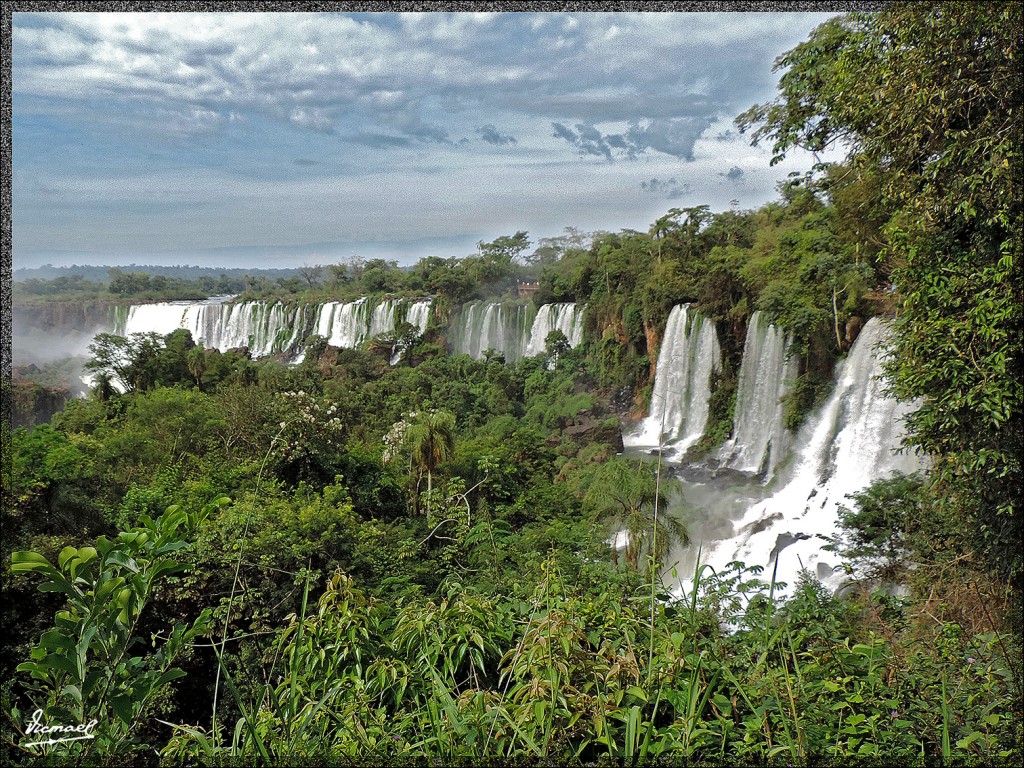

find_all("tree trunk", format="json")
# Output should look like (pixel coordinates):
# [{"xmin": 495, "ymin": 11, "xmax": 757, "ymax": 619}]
[
  {"xmin": 426, "ymin": 469, "xmax": 433, "ymax": 521},
  {"xmin": 832, "ymin": 287, "xmax": 843, "ymax": 351}
]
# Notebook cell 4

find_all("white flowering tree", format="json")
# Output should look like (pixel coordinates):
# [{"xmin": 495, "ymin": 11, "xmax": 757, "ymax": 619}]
[{"xmin": 271, "ymin": 391, "xmax": 346, "ymax": 483}]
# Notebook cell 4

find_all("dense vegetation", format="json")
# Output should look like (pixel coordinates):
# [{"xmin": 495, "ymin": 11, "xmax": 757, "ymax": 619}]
[
  {"xmin": 15, "ymin": 269, "xmax": 275, "ymax": 303},
  {"xmin": 3, "ymin": 4, "xmax": 1019, "ymax": 765}
]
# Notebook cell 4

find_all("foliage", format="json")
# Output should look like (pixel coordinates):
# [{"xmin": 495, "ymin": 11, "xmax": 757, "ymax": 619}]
[
  {"xmin": 834, "ymin": 472, "xmax": 927, "ymax": 577},
  {"xmin": 7, "ymin": 6, "xmax": 1022, "ymax": 762},
  {"xmin": 738, "ymin": 2, "xmax": 1022, "ymax": 576},
  {"xmin": 8, "ymin": 500, "xmax": 226, "ymax": 761},
  {"xmin": 155, "ymin": 558, "xmax": 1019, "ymax": 764},
  {"xmin": 581, "ymin": 458, "xmax": 687, "ymax": 573},
  {"xmin": 383, "ymin": 409, "xmax": 456, "ymax": 519}
]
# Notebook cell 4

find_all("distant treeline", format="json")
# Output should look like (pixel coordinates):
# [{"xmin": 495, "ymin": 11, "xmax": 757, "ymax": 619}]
[
  {"xmin": 12, "ymin": 265, "xmax": 308, "ymax": 302},
  {"xmin": 14, "ymin": 263, "xmax": 302, "ymax": 283}
]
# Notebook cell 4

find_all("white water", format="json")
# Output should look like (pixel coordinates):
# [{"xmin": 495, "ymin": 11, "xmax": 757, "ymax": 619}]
[
  {"xmin": 117, "ymin": 298, "xmax": 305, "ymax": 358},
  {"xmin": 369, "ymin": 299, "xmax": 401, "ymax": 339},
  {"xmin": 524, "ymin": 303, "xmax": 586, "ymax": 356},
  {"xmin": 405, "ymin": 300, "xmax": 433, "ymax": 335},
  {"xmin": 450, "ymin": 301, "xmax": 587, "ymax": 361},
  {"xmin": 115, "ymin": 296, "xmax": 435, "ymax": 363},
  {"xmin": 688, "ymin": 317, "xmax": 925, "ymax": 593},
  {"xmin": 717, "ymin": 311, "xmax": 798, "ymax": 478},
  {"xmin": 624, "ymin": 305, "xmax": 721, "ymax": 456},
  {"xmin": 314, "ymin": 299, "xmax": 370, "ymax": 349},
  {"xmin": 458, "ymin": 302, "xmax": 526, "ymax": 360}
]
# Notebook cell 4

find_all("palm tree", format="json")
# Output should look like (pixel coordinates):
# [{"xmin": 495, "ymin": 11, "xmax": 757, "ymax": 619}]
[
  {"xmin": 186, "ymin": 346, "xmax": 207, "ymax": 389},
  {"xmin": 406, "ymin": 410, "xmax": 456, "ymax": 520},
  {"xmin": 584, "ymin": 458, "xmax": 689, "ymax": 573}
]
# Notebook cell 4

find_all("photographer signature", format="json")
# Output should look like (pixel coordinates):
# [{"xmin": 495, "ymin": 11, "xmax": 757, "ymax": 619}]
[{"xmin": 24, "ymin": 709, "xmax": 99, "ymax": 747}]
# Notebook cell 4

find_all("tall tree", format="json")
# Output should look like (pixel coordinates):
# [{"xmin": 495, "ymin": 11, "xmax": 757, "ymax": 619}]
[
  {"xmin": 406, "ymin": 410, "xmax": 456, "ymax": 521},
  {"xmin": 297, "ymin": 265, "xmax": 323, "ymax": 290}
]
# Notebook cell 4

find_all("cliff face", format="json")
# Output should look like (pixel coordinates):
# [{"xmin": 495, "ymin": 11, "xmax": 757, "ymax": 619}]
[
  {"xmin": 13, "ymin": 300, "xmax": 120, "ymax": 334},
  {"xmin": 12, "ymin": 300, "xmax": 121, "ymax": 365},
  {"xmin": 9, "ymin": 378, "xmax": 71, "ymax": 429}
]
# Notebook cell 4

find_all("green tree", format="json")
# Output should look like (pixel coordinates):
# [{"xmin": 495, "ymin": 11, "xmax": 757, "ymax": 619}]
[
  {"xmin": 10, "ymin": 500, "xmax": 225, "ymax": 760},
  {"xmin": 86, "ymin": 333, "xmax": 163, "ymax": 393},
  {"xmin": 582, "ymin": 458, "xmax": 687, "ymax": 572},
  {"xmin": 737, "ymin": 3, "xmax": 1021, "ymax": 575},
  {"xmin": 408, "ymin": 410, "xmax": 456, "ymax": 521},
  {"xmin": 186, "ymin": 347, "xmax": 207, "ymax": 389},
  {"xmin": 477, "ymin": 231, "xmax": 531, "ymax": 265},
  {"xmin": 297, "ymin": 265, "xmax": 323, "ymax": 290}
]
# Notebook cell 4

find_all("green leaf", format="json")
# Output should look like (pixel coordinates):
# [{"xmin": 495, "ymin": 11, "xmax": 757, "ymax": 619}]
[
  {"xmin": 111, "ymin": 695, "xmax": 134, "ymax": 724},
  {"xmin": 626, "ymin": 685, "xmax": 648, "ymax": 703},
  {"xmin": 11, "ymin": 551, "xmax": 56, "ymax": 573},
  {"xmin": 154, "ymin": 668, "xmax": 187, "ymax": 687},
  {"xmin": 38, "ymin": 654, "xmax": 80, "ymax": 678},
  {"xmin": 105, "ymin": 551, "xmax": 141, "ymax": 573},
  {"xmin": 63, "ymin": 684, "xmax": 83, "ymax": 705},
  {"xmin": 58, "ymin": 546, "xmax": 79, "ymax": 570}
]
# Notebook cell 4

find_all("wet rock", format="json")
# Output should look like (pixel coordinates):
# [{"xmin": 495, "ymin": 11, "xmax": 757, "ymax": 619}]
[
  {"xmin": 562, "ymin": 415, "xmax": 625, "ymax": 453},
  {"xmin": 769, "ymin": 532, "xmax": 810, "ymax": 564},
  {"xmin": 744, "ymin": 512, "xmax": 783, "ymax": 536}
]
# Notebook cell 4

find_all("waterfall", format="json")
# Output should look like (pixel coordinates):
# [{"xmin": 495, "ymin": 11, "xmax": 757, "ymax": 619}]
[
  {"xmin": 116, "ymin": 301, "xmax": 196, "ymax": 338},
  {"xmin": 696, "ymin": 317, "xmax": 925, "ymax": 593},
  {"xmin": 113, "ymin": 296, "xmax": 435, "ymax": 361},
  {"xmin": 314, "ymin": 299, "xmax": 367, "ymax": 348},
  {"xmin": 524, "ymin": 303, "xmax": 586, "ymax": 356},
  {"xmin": 451, "ymin": 302, "xmax": 483, "ymax": 358},
  {"xmin": 116, "ymin": 298, "xmax": 307, "ymax": 358},
  {"xmin": 405, "ymin": 300, "xmax": 432, "ymax": 335},
  {"xmin": 369, "ymin": 298, "xmax": 401, "ymax": 339},
  {"xmin": 451, "ymin": 301, "xmax": 538, "ymax": 362},
  {"xmin": 625, "ymin": 305, "xmax": 721, "ymax": 455},
  {"xmin": 718, "ymin": 311, "xmax": 799, "ymax": 478}
]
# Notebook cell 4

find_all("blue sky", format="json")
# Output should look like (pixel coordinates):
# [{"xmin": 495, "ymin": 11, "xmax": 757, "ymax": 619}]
[{"xmin": 12, "ymin": 11, "xmax": 841, "ymax": 269}]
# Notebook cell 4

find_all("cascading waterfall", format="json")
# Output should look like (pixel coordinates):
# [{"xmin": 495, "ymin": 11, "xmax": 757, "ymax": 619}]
[
  {"xmin": 114, "ymin": 296, "xmax": 435, "ymax": 362},
  {"xmin": 692, "ymin": 317, "xmax": 925, "ymax": 593},
  {"xmin": 625, "ymin": 305, "xmax": 721, "ymax": 455},
  {"xmin": 314, "ymin": 299, "xmax": 370, "ymax": 349},
  {"xmin": 116, "ymin": 298, "xmax": 309, "ymax": 358},
  {"xmin": 404, "ymin": 299, "xmax": 433, "ymax": 335},
  {"xmin": 451, "ymin": 302, "xmax": 484, "ymax": 358},
  {"xmin": 369, "ymin": 298, "xmax": 401, "ymax": 339},
  {"xmin": 524, "ymin": 303, "xmax": 586, "ymax": 356},
  {"xmin": 717, "ymin": 311, "xmax": 799, "ymax": 478},
  {"xmin": 451, "ymin": 301, "xmax": 538, "ymax": 362}
]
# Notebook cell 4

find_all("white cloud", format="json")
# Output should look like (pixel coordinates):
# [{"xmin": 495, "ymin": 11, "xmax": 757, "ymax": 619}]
[
  {"xmin": 289, "ymin": 106, "xmax": 333, "ymax": 132},
  {"xmin": 14, "ymin": 11, "xmax": 837, "ymax": 144},
  {"xmin": 12, "ymin": 11, "xmax": 845, "ymax": 260}
]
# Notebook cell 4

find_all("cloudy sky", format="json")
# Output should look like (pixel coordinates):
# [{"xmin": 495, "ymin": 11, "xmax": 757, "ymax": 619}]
[{"xmin": 12, "ymin": 10, "xmax": 842, "ymax": 269}]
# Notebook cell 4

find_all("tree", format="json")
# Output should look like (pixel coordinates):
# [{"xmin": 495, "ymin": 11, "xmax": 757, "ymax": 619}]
[
  {"xmin": 385, "ymin": 410, "xmax": 456, "ymax": 520},
  {"xmin": 835, "ymin": 472, "xmax": 926, "ymax": 579},
  {"xmin": 186, "ymin": 347, "xmax": 207, "ymax": 389},
  {"xmin": 107, "ymin": 269, "xmax": 151, "ymax": 296},
  {"xmin": 583, "ymin": 458, "xmax": 687, "ymax": 573},
  {"xmin": 544, "ymin": 329, "xmax": 570, "ymax": 363},
  {"xmin": 297, "ymin": 265, "xmax": 323, "ymax": 290},
  {"xmin": 326, "ymin": 263, "xmax": 351, "ymax": 288},
  {"xmin": 86, "ymin": 333, "xmax": 163, "ymax": 393},
  {"xmin": 737, "ymin": 3, "xmax": 1021, "ymax": 575},
  {"xmin": 11, "ymin": 500, "xmax": 224, "ymax": 759},
  {"xmin": 477, "ymin": 231, "xmax": 531, "ymax": 266},
  {"xmin": 408, "ymin": 410, "xmax": 456, "ymax": 520}
]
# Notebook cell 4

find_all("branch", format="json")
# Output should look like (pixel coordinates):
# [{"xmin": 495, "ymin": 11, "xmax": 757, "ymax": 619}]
[{"xmin": 419, "ymin": 519, "xmax": 461, "ymax": 546}]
